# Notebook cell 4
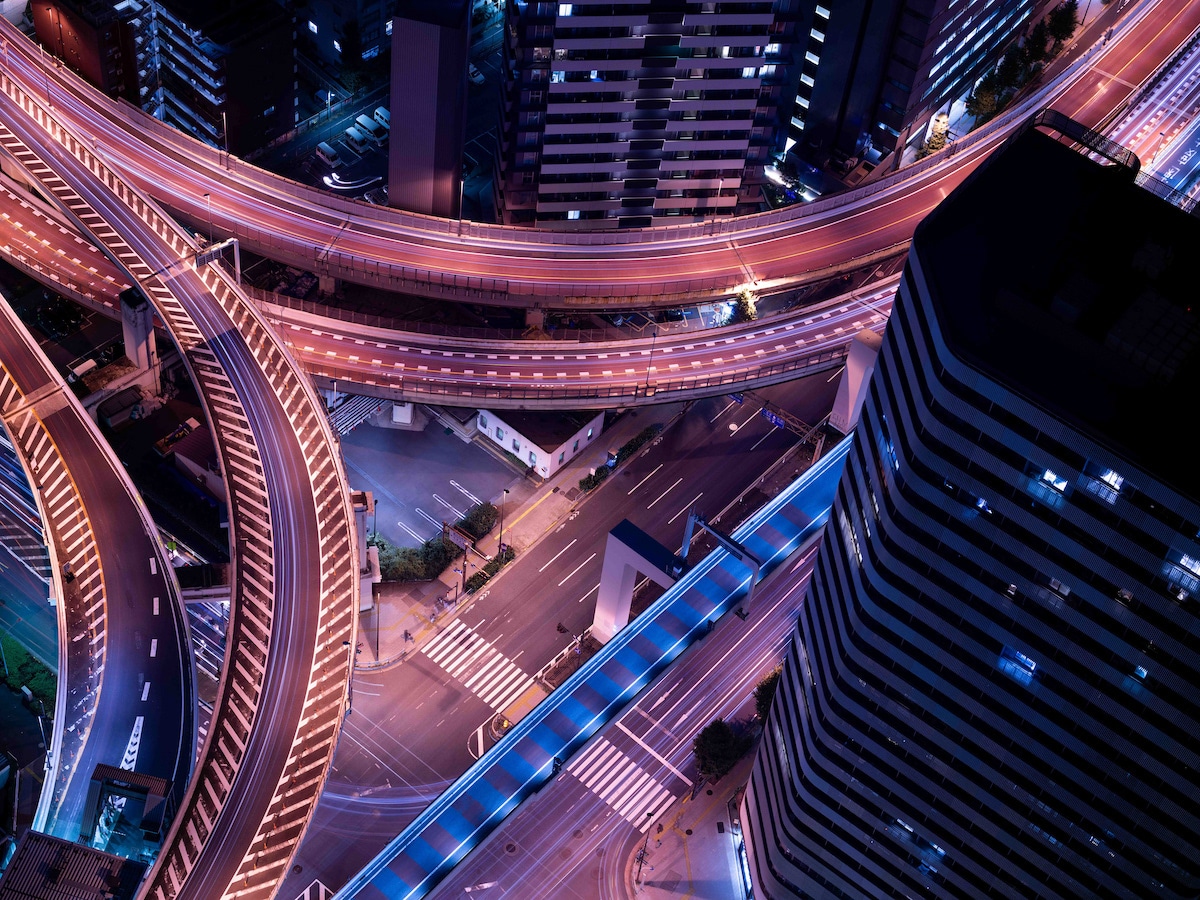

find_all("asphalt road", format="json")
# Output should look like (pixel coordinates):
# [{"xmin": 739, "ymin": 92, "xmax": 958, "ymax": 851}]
[
  {"xmin": 424, "ymin": 539, "xmax": 823, "ymax": 900},
  {"xmin": 279, "ymin": 375, "xmax": 835, "ymax": 896}
]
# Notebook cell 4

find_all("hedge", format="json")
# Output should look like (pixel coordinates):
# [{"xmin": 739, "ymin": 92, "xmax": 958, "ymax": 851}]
[
  {"xmin": 464, "ymin": 546, "xmax": 516, "ymax": 593},
  {"xmin": 579, "ymin": 423, "xmax": 663, "ymax": 493}
]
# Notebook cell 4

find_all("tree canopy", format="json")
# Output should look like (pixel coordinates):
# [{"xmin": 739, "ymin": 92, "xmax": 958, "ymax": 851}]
[{"xmin": 693, "ymin": 718, "xmax": 752, "ymax": 781}]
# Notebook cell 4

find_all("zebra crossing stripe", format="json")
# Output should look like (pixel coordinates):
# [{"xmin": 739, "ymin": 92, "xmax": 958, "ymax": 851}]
[
  {"xmin": 568, "ymin": 738, "xmax": 678, "ymax": 831},
  {"xmin": 419, "ymin": 620, "xmax": 535, "ymax": 714}
]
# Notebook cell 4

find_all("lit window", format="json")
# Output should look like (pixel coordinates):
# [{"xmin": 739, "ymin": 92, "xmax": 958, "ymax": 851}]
[
  {"xmin": 815, "ymin": 4, "xmax": 831, "ymax": 17},
  {"xmin": 263, "ymin": 105, "xmax": 275, "ymax": 116},
  {"xmin": 1100, "ymin": 469, "xmax": 1124, "ymax": 489},
  {"xmin": 587, "ymin": 427, "xmax": 594, "ymax": 439},
  {"xmin": 998, "ymin": 646, "xmax": 1037, "ymax": 686},
  {"xmin": 590, "ymin": 69, "xmax": 599, "ymax": 81},
  {"xmin": 567, "ymin": 210, "xmax": 580, "ymax": 220},
  {"xmin": 805, "ymin": 51, "xmax": 821, "ymax": 65},
  {"xmin": 551, "ymin": 70, "xmax": 564, "ymax": 83},
  {"xmin": 308, "ymin": 20, "xmax": 317, "ymax": 33},
  {"xmin": 479, "ymin": 414, "xmax": 488, "ymax": 429},
  {"xmin": 572, "ymin": 439, "xmax": 579, "ymax": 452},
  {"xmin": 1041, "ymin": 469, "xmax": 1067, "ymax": 492},
  {"xmin": 800, "ymin": 73, "xmax": 815, "ymax": 87},
  {"xmin": 496, "ymin": 427, "xmax": 504, "ymax": 441},
  {"xmin": 512, "ymin": 438, "xmax": 521, "ymax": 452},
  {"xmin": 741, "ymin": 66, "xmax": 758, "ymax": 78},
  {"xmin": 765, "ymin": 43, "xmax": 781, "ymax": 55},
  {"xmin": 333, "ymin": 40, "xmax": 342, "ymax": 52},
  {"xmin": 528, "ymin": 451, "xmax": 537, "ymax": 465},
  {"xmin": 558, "ymin": 3, "xmax": 573, "ymax": 14},
  {"xmin": 810, "ymin": 28, "xmax": 825, "ymax": 41},
  {"xmin": 1180, "ymin": 554, "xmax": 1200, "ymax": 577},
  {"xmin": 796, "ymin": 95, "xmax": 809, "ymax": 109},
  {"xmin": 385, "ymin": 20, "xmax": 392, "ymax": 35}
]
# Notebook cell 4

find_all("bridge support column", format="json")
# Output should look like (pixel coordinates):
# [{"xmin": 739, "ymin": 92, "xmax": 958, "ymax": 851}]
[
  {"xmin": 524, "ymin": 308, "xmax": 545, "ymax": 330},
  {"xmin": 120, "ymin": 287, "xmax": 160, "ymax": 393},
  {"xmin": 591, "ymin": 520, "xmax": 685, "ymax": 644},
  {"xmin": 319, "ymin": 274, "xmax": 340, "ymax": 295}
]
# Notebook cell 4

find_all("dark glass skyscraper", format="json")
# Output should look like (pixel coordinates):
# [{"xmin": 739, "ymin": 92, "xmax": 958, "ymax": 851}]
[{"xmin": 742, "ymin": 124, "xmax": 1200, "ymax": 898}]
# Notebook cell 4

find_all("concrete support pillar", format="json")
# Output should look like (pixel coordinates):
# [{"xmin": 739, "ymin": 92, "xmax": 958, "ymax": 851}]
[
  {"xmin": 524, "ymin": 307, "xmax": 545, "ymax": 330},
  {"xmin": 591, "ymin": 520, "xmax": 684, "ymax": 644},
  {"xmin": 120, "ymin": 287, "xmax": 159, "ymax": 394},
  {"xmin": 318, "ymin": 274, "xmax": 340, "ymax": 295},
  {"xmin": 829, "ymin": 329, "xmax": 882, "ymax": 434}
]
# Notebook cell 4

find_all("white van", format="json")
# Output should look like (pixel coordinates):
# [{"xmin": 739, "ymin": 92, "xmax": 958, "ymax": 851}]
[
  {"xmin": 315, "ymin": 141, "xmax": 342, "ymax": 167},
  {"xmin": 344, "ymin": 126, "xmax": 370, "ymax": 154},
  {"xmin": 373, "ymin": 107, "xmax": 390, "ymax": 131},
  {"xmin": 355, "ymin": 114, "xmax": 386, "ymax": 145}
]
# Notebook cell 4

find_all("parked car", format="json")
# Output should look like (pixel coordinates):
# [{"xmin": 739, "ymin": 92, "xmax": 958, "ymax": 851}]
[{"xmin": 468, "ymin": 63, "xmax": 486, "ymax": 85}]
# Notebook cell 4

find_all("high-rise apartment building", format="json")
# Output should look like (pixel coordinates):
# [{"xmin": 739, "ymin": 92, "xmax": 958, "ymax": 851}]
[
  {"xmin": 302, "ymin": 0, "xmax": 395, "ymax": 70},
  {"xmin": 742, "ymin": 123, "xmax": 1200, "ymax": 898},
  {"xmin": 31, "ymin": 0, "xmax": 157, "ymax": 108},
  {"xmin": 34, "ymin": 0, "xmax": 295, "ymax": 157},
  {"xmin": 154, "ymin": 0, "xmax": 296, "ymax": 156},
  {"xmin": 494, "ymin": 0, "xmax": 801, "ymax": 228},
  {"xmin": 789, "ymin": 0, "xmax": 1031, "ymax": 166}
]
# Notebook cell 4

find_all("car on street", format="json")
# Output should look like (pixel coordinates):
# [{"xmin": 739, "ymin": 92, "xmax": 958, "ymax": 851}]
[{"xmin": 468, "ymin": 63, "xmax": 486, "ymax": 85}]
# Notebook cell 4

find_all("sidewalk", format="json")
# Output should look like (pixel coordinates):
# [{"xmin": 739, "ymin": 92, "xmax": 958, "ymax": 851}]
[
  {"xmin": 356, "ymin": 402, "xmax": 689, "ymax": 669},
  {"xmin": 626, "ymin": 754, "xmax": 756, "ymax": 900}
]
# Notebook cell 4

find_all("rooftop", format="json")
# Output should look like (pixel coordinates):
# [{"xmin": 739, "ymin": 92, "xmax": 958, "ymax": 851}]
[{"xmin": 915, "ymin": 125, "xmax": 1200, "ymax": 500}]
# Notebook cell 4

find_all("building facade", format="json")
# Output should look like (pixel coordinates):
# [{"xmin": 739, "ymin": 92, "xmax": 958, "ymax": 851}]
[
  {"xmin": 742, "ymin": 125, "xmax": 1200, "ymax": 898},
  {"xmin": 788, "ymin": 0, "xmax": 1031, "ymax": 167},
  {"xmin": 388, "ymin": 1, "xmax": 471, "ymax": 217},
  {"xmin": 477, "ymin": 409, "xmax": 604, "ymax": 479},
  {"xmin": 31, "ymin": 0, "xmax": 156, "ymax": 108},
  {"xmin": 154, "ymin": 0, "xmax": 296, "ymax": 157},
  {"xmin": 494, "ymin": 0, "xmax": 801, "ymax": 228}
]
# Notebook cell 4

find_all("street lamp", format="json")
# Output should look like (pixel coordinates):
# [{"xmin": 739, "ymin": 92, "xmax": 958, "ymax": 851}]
[
  {"xmin": 635, "ymin": 812, "xmax": 654, "ymax": 883},
  {"xmin": 221, "ymin": 109, "xmax": 229, "ymax": 167},
  {"xmin": 498, "ymin": 488, "xmax": 510, "ymax": 555},
  {"xmin": 203, "ymin": 192, "xmax": 212, "ymax": 245}
]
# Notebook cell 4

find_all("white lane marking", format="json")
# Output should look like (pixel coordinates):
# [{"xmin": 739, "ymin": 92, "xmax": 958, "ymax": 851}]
[
  {"xmin": 141, "ymin": 682, "xmax": 151, "ymax": 701},
  {"xmin": 709, "ymin": 400, "xmax": 737, "ymax": 423},
  {"xmin": 647, "ymin": 477, "xmax": 683, "ymax": 509},
  {"xmin": 149, "ymin": 638, "xmax": 158, "ymax": 658},
  {"xmin": 627, "ymin": 463, "xmax": 663, "ymax": 496},
  {"xmin": 558, "ymin": 552, "xmax": 597, "ymax": 587},
  {"xmin": 153, "ymin": 597, "xmax": 159, "ymax": 616},
  {"xmin": 668, "ymin": 493, "xmax": 703, "ymax": 526},
  {"xmin": 149, "ymin": 557, "xmax": 157, "ymax": 575},
  {"xmin": 579, "ymin": 583, "xmax": 600, "ymax": 604},
  {"xmin": 615, "ymin": 720, "xmax": 693, "ymax": 787},
  {"xmin": 538, "ymin": 538, "xmax": 577, "ymax": 573}
]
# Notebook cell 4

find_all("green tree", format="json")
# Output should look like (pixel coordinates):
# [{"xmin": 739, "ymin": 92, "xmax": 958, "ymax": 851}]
[
  {"xmin": 731, "ymin": 291, "xmax": 758, "ymax": 324},
  {"xmin": 457, "ymin": 502, "xmax": 499, "ymax": 540},
  {"xmin": 1047, "ymin": 0, "xmax": 1079, "ymax": 51},
  {"xmin": 997, "ymin": 47, "xmax": 1027, "ymax": 90},
  {"xmin": 966, "ymin": 70, "xmax": 1002, "ymax": 122},
  {"xmin": 1026, "ymin": 20, "xmax": 1050, "ymax": 64},
  {"xmin": 755, "ymin": 667, "xmax": 782, "ymax": 720},
  {"xmin": 693, "ymin": 718, "xmax": 751, "ymax": 782}
]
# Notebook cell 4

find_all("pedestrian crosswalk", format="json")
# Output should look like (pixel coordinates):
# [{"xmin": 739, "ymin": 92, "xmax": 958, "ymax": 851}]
[
  {"xmin": 421, "ymin": 620, "xmax": 536, "ymax": 714},
  {"xmin": 568, "ymin": 737, "xmax": 677, "ymax": 831}
]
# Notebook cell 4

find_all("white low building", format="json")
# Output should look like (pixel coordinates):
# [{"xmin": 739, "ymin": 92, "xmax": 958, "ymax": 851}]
[{"xmin": 477, "ymin": 409, "xmax": 605, "ymax": 479}]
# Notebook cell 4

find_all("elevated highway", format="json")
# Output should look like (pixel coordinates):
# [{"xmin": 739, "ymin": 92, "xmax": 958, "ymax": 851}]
[
  {"xmin": 0, "ymin": 1, "xmax": 1196, "ymax": 412},
  {"xmin": 0, "ymin": 295, "xmax": 192, "ymax": 846},
  {"xmin": 0, "ymin": 54, "xmax": 358, "ymax": 900},
  {"xmin": 3, "ymin": 2, "xmax": 1198, "ymax": 314}
]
